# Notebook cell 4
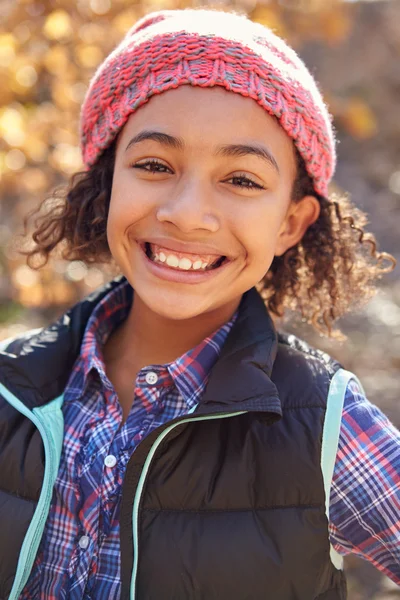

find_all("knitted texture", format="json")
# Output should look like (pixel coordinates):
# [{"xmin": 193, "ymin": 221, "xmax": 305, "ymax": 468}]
[{"xmin": 80, "ymin": 9, "xmax": 336, "ymax": 196}]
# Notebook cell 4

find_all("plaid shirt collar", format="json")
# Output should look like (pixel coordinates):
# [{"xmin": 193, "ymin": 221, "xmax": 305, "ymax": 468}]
[{"xmin": 69, "ymin": 279, "xmax": 237, "ymax": 410}]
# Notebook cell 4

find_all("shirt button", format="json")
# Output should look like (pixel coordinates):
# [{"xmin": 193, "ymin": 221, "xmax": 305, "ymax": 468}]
[
  {"xmin": 104, "ymin": 454, "xmax": 117, "ymax": 468},
  {"xmin": 145, "ymin": 371, "xmax": 158, "ymax": 385},
  {"xmin": 78, "ymin": 535, "xmax": 90, "ymax": 550}
]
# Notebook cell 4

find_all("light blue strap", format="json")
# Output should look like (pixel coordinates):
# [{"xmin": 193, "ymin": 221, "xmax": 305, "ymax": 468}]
[
  {"xmin": 321, "ymin": 368, "xmax": 366, "ymax": 570},
  {"xmin": 0, "ymin": 382, "xmax": 64, "ymax": 599}
]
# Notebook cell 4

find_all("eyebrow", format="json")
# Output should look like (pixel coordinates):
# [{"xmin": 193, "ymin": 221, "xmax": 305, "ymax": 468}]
[{"xmin": 125, "ymin": 129, "xmax": 280, "ymax": 174}]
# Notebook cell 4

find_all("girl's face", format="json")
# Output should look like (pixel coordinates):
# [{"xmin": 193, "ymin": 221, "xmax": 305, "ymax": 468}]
[{"xmin": 109, "ymin": 85, "xmax": 319, "ymax": 322}]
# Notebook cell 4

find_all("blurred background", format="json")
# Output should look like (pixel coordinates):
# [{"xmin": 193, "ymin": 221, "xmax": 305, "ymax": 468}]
[{"xmin": 0, "ymin": 0, "xmax": 399, "ymax": 597}]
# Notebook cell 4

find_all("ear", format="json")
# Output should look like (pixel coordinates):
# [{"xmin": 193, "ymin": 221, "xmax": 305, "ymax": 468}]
[{"xmin": 274, "ymin": 195, "xmax": 320, "ymax": 257}]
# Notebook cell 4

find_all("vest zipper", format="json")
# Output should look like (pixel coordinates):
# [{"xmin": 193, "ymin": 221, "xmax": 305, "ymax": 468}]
[
  {"xmin": 130, "ymin": 410, "xmax": 247, "ymax": 600},
  {"xmin": 0, "ymin": 383, "xmax": 63, "ymax": 600}
]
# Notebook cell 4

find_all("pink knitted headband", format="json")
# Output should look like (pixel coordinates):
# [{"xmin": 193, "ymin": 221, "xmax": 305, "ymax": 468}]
[{"xmin": 80, "ymin": 9, "xmax": 336, "ymax": 196}]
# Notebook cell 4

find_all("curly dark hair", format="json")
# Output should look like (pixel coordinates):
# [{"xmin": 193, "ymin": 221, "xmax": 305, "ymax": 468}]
[{"xmin": 22, "ymin": 139, "xmax": 396, "ymax": 339}]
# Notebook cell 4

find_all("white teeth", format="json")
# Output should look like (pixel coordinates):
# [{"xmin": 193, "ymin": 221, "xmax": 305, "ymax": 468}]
[
  {"xmin": 166, "ymin": 254, "xmax": 179, "ymax": 268},
  {"xmin": 179, "ymin": 257, "xmax": 192, "ymax": 270},
  {"xmin": 149, "ymin": 245, "xmax": 219, "ymax": 271}
]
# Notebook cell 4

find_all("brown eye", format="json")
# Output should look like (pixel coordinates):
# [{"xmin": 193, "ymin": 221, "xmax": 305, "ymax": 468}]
[
  {"xmin": 131, "ymin": 159, "xmax": 172, "ymax": 174},
  {"xmin": 228, "ymin": 174, "xmax": 265, "ymax": 190}
]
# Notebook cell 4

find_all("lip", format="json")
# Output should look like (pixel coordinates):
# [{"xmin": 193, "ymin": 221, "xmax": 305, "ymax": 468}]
[
  {"xmin": 137, "ymin": 237, "xmax": 226, "ymax": 258},
  {"xmin": 138, "ymin": 242, "xmax": 232, "ymax": 285}
]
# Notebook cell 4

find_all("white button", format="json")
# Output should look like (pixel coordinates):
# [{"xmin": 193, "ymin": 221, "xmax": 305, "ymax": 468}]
[
  {"xmin": 78, "ymin": 535, "xmax": 90, "ymax": 550},
  {"xmin": 104, "ymin": 454, "xmax": 117, "ymax": 468},
  {"xmin": 145, "ymin": 371, "xmax": 158, "ymax": 385}
]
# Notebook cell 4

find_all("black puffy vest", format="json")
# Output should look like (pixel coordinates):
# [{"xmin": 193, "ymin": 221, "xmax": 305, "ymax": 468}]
[{"xmin": 0, "ymin": 279, "xmax": 347, "ymax": 599}]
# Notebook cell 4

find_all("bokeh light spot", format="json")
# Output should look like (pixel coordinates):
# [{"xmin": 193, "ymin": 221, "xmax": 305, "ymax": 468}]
[
  {"xmin": 5, "ymin": 149, "xmax": 26, "ymax": 171},
  {"xmin": 66, "ymin": 261, "xmax": 88, "ymax": 282}
]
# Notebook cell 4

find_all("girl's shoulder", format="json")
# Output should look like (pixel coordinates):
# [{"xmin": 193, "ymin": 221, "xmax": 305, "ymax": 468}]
[
  {"xmin": 0, "ymin": 328, "xmax": 43, "ymax": 355},
  {"xmin": 273, "ymin": 329, "xmax": 343, "ymax": 388}
]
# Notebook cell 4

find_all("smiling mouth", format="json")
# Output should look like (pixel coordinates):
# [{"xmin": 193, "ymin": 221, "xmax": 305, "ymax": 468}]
[{"xmin": 143, "ymin": 242, "xmax": 227, "ymax": 272}]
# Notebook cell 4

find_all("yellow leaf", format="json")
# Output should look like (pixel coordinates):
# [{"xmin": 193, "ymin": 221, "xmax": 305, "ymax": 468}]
[
  {"xmin": 12, "ymin": 264, "xmax": 39, "ymax": 288},
  {"xmin": 43, "ymin": 10, "xmax": 73, "ymax": 41},
  {"xmin": 34, "ymin": 102, "xmax": 59, "ymax": 125},
  {"xmin": 281, "ymin": 0, "xmax": 337, "ymax": 12},
  {"xmin": 0, "ymin": 108, "xmax": 26, "ymax": 146},
  {"xmin": 18, "ymin": 284, "xmax": 46, "ymax": 308},
  {"xmin": 43, "ymin": 46, "xmax": 70, "ymax": 75},
  {"xmin": 15, "ymin": 65, "xmax": 38, "ymax": 88},
  {"xmin": 8, "ymin": 57, "xmax": 37, "ymax": 96},
  {"xmin": 51, "ymin": 127, "xmax": 79, "ymax": 146},
  {"xmin": 251, "ymin": 6, "xmax": 287, "ymax": 37},
  {"xmin": 90, "ymin": 0, "xmax": 111, "ymax": 16},
  {"xmin": 0, "ymin": 33, "xmax": 16, "ymax": 67},
  {"xmin": 145, "ymin": 0, "xmax": 176, "ymax": 9},
  {"xmin": 51, "ymin": 81, "xmax": 75, "ymax": 110},
  {"xmin": 51, "ymin": 143, "xmax": 82, "ymax": 174},
  {"xmin": 342, "ymin": 98, "xmax": 378, "ymax": 140},
  {"xmin": 48, "ymin": 280, "xmax": 76, "ymax": 305},
  {"xmin": 75, "ymin": 44, "xmax": 103, "ymax": 69},
  {"xmin": 0, "ymin": 151, "xmax": 7, "ymax": 174},
  {"xmin": 19, "ymin": 167, "xmax": 48, "ymax": 192},
  {"xmin": 0, "ymin": 75, "xmax": 13, "ymax": 105},
  {"xmin": 112, "ymin": 9, "xmax": 140, "ymax": 37},
  {"xmin": 24, "ymin": 137, "xmax": 48, "ymax": 163},
  {"xmin": 320, "ymin": 9, "xmax": 352, "ymax": 45},
  {"xmin": 78, "ymin": 23, "xmax": 104, "ymax": 44},
  {"xmin": 5, "ymin": 149, "xmax": 26, "ymax": 171}
]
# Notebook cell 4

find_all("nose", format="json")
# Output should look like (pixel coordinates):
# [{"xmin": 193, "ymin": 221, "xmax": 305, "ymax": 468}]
[{"xmin": 156, "ymin": 178, "xmax": 220, "ymax": 233}]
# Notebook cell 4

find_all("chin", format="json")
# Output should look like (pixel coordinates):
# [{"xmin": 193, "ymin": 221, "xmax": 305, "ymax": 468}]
[{"xmin": 143, "ymin": 292, "xmax": 212, "ymax": 322}]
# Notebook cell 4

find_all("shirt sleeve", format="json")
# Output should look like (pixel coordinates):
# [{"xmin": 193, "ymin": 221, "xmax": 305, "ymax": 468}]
[{"xmin": 329, "ymin": 377, "xmax": 400, "ymax": 585}]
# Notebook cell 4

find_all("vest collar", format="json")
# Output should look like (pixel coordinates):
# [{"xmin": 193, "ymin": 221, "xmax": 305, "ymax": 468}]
[
  {"xmin": 0, "ymin": 278, "xmax": 281, "ymax": 420},
  {"xmin": 196, "ymin": 286, "xmax": 281, "ymax": 421}
]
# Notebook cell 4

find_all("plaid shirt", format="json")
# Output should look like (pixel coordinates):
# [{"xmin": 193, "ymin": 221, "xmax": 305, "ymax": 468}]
[
  {"xmin": 21, "ymin": 281, "xmax": 236, "ymax": 600},
  {"xmin": 21, "ymin": 281, "xmax": 400, "ymax": 598},
  {"xmin": 330, "ymin": 379, "xmax": 400, "ymax": 583}
]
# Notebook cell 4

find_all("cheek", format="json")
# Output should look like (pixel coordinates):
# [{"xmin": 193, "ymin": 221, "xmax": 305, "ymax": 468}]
[
  {"xmin": 107, "ymin": 176, "xmax": 151, "ymax": 237},
  {"xmin": 237, "ymin": 205, "xmax": 288, "ymax": 285},
  {"xmin": 239, "ymin": 209, "xmax": 284, "ymax": 266}
]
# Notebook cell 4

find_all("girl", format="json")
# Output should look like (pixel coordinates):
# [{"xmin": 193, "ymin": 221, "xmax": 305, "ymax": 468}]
[{"xmin": 0, "ymin": 8, "xmax": 398, "ymax": 600}]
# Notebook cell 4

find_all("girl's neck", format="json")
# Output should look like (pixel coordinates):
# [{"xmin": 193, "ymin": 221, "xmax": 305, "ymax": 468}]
[{"xmin": 104, "ymin": 292, "xmax": 241, "ymax": 371}]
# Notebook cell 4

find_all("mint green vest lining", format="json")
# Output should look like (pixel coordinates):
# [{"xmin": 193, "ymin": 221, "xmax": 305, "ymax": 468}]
[
  {"xmin": 0, "ymin": 382, "xmax": 64, "ymax": 600},
  {"xmin": 321, "ymin": 368, "xmax": 366, "ymax": 570}
]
